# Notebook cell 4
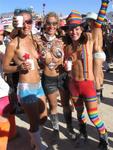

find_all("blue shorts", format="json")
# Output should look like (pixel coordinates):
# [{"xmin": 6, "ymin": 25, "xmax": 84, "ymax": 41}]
[{"xmin": 17, "ymin": 82, "xmax": 45, "ymax": 104}]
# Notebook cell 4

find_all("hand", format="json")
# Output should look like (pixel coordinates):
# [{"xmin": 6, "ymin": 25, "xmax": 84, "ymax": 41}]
[
  {"xmin": 18, "ymin": 61, "xmax": 31, "ymax": 72},
  {"xmin": 102, "ymin": 0, "xmax": 110, "ymax": 3}
]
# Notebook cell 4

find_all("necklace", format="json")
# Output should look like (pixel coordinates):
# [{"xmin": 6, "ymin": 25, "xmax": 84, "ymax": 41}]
[{"xmin": 44, "ymin": 33, "xmax": 56, "ymax": 42}]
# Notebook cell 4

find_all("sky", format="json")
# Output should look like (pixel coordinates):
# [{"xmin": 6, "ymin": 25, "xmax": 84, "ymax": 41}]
[{"xmin": 0, "ymin": 0, "xmax": 113, "ymax": 16}]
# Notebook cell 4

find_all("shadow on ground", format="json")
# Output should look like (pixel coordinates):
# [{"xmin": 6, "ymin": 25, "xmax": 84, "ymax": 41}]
[
  {"xmin": 101, "ymin": 97, "xmax": 113, "ymax": 107},
  {"xmin": 7, "ymin": 126, "xmax": 31, "ymax": 150},
  {"xmin": 7, "ymin": 111, "xmax": 113, "ymax": 150}
]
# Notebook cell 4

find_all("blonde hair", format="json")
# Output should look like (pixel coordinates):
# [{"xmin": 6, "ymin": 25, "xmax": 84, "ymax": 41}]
[{"xmin": 44, "ymin": 12, "xmax": 59, "ymax": 25}]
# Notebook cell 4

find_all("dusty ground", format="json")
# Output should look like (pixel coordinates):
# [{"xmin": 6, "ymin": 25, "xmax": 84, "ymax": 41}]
[{"xmin": 8, "ymin": 71, "xmax": 113, "ymax": 150}]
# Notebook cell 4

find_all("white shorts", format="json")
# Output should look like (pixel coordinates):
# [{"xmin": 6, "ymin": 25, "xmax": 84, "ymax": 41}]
[{"xmin": 93, "ymin": 51, "xmax": 106, "ymax": 61}]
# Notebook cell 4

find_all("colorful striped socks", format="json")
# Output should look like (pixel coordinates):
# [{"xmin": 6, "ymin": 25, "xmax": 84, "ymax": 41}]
[
  {"xmin": 95, "ymin": 0, "xmax": 109, "ymax": 28},
  {"xmin": 88, "ymin": 107, "xmax": 106, "ymax": 135}
]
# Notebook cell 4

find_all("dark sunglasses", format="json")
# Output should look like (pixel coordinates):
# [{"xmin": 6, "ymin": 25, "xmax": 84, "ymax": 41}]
[
  {"xmin": 46, "ymin": 21, "xmax": 58, "ymax": 26},
  {"xmin": 24, "ymin": 19, "xmax": 32, "ymax": 25}
]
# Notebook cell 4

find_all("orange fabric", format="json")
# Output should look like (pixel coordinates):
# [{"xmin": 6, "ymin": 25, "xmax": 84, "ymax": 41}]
[{"xmin": 0, "ymin": 117, "xmax": 10, "ymax": 150}]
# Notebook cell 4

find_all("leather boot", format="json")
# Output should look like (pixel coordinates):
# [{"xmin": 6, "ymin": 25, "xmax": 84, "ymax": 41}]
[
  {"xmin": 29, "ymin": 130, "xmax": 47, "ymax": 150},
  {"xmin": 63, "ymin": 110, "xmax": 76, "ymax": 140},
  {"xmin": 98, "ymin": 132, "xmax": 110, "ymax": 150},
  {"xmin": 50, "ymin": 114, "xmax": 59, "ymax": 131}
]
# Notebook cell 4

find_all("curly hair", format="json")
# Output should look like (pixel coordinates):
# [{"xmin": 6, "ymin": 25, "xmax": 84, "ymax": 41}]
[{"xmin": 44, "ymin": 12, "xmax": 59, "ymax": 25}]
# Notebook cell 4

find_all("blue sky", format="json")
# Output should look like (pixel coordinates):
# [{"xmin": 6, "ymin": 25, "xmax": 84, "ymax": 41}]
[{"xmin": 0, "ymin": 0, "xmax": 113, "ymax": 15}]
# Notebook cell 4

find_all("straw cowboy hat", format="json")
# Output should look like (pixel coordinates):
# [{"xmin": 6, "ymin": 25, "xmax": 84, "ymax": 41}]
[
  {"xmin": 85, "ymin": 12, "xmax": 98, "ymax": 20},
  {"xmin": 4, "ymin": 25, "xmax": 13, "ymax": 33}
]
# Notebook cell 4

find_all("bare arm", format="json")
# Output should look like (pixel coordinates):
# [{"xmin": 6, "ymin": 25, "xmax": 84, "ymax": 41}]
[
  {"xmin": 93, "ymin": 0, "xmax": 109, "ymax": 51},
  {"xmin": 3, "ymin": 41, "xmax": 19, "ymax": 73},
  {"xmin": 93, "ymin": 28, "xmax": 104, "ymax": 90}
]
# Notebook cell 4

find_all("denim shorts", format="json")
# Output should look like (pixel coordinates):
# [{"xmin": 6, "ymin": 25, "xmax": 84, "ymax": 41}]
[
  {"xmin": 41, "ymin": 72, "xmax": 69, "ymax": 95},
  {"xmin": 17, "ymin": 82, "xmax": 45, "ymax": 104}
]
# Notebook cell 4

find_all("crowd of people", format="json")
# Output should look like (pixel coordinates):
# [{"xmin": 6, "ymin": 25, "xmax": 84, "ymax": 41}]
[{"xmin": 0, "ymin": 0, "xmax": 112, "ymax": 150}]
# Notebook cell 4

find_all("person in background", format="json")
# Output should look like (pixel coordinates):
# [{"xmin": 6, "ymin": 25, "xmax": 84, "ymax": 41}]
[
  {"xmin": 0, "ymin": 24, "xmax": 6, "ymax": 57},
  {"xmin": 35, "ymin": 17, "xmax": 44, "ymax": 35},
  {"xmin": 0, "ymin": 23, "xmax": 16, "ymax": 149},
  {"xmin": 64, "ymin": 1, "xmax": 110, "ymax": 149},
  {"xmin": 0, "ymin": 24, "xmax": 10, "ymax": 150},
  {"xmin": 3, "ymin": 9, "xmax": 47, "ymax": 150},
  {"xmin": 85, "ymin": 12, "xmax": 106, "ymax": 103},
  {"xmin": 4, "ymin": 25, "xmax": 14, "ymax": 46}
]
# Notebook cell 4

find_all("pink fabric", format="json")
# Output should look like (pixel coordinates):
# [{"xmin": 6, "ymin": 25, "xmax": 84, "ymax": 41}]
[
  {"xmin": 0, "ymin": 96, "xmax": 11, "ymax": 115},
  {"xmin": 0, "ymin": 24, "xmax": 4, "ymax": 31}
]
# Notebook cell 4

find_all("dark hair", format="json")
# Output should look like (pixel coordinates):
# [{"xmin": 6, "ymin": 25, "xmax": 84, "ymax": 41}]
[
  {"xmin": 13, "ymin": 9, "xmax": 33, "ymax": 49},
  {"xmin": 79, "ymin": 32, "xmax": 88, "ymax": 44},
  {"xmin": 14, "ymin": 9, "xmax": 32, "ymax": 19},
  {"xmin": 64, "ymin": 30, "xmax": 88, "ymax": 45}
]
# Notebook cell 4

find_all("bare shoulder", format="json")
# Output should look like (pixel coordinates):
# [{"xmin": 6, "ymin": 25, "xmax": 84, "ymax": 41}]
[
  {"xmin": 93, "ymin": 27, "xmax": 102, "ymax": 33},
  {"xmin": 9, "ymin": 37, "xmax": 17, "ymax": 47},
  {"xmin": 92, "ymin": 28, "xmax": 102, "ymax": 38},
  {"xmin": 6, "ymin": 37, "xmax": 18, "ymax": 52}
]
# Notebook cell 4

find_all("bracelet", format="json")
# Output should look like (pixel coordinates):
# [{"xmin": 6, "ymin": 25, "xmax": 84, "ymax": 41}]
[{"xmin": 17, "ymin": 64, "xmax": 22, "ymax": 72}]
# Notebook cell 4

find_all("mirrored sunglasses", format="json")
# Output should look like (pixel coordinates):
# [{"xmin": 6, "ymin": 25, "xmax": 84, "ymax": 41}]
[{"xmin": 46, "ymin": 21, "xmax": 58, "ymax": 26}]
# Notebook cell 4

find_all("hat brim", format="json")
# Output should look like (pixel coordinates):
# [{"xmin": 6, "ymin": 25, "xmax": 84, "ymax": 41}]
[
  {"xmin": 85, "ymin": 17, "xmax": 96, "ymax": 21},
  {"xmin": 61, "ymin": 23, "xmax": 84, "ymax": 31}
]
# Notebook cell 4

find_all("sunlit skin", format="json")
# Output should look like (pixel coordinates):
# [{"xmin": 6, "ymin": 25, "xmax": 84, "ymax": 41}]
[
  {"xmin": 3, "ymin": 12, "xmax": 47, "ymax": 133},
  {"xmin": 68, "ymin": 26, "xmax": 83, "ymax": 42},
  {"xmin": 40, "ymin": 14, "xmax": 66, "ymax": 116},
  {"xmin": 3, "ymin": 13, "xmax": 40, "ymax": 82},
  {"xmin": 45, "ymin": 16, "xmax": 58, "ymax": 37},
  {"xmin": 65, "ymin": 25, "xmax": 99, "ymax": 126},
  {"xmin": 66, "ymin": 26, "xmax": 94, "ymax": 81},
  {"xmin": 21, "ymin": 13, "xmax": 32, "ymax": 36},
  {"xmin": 43, "ymin": 16, "xmax": 64, "ymax": 77},
  {"xmin": 87, "ymin": 19, "xmax": 104, "ymax": 90}
]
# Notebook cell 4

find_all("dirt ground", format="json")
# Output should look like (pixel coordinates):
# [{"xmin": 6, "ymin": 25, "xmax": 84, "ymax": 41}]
[{"xmin": 8, "ymin": 71, "xmax": 113, "ymax": 150}]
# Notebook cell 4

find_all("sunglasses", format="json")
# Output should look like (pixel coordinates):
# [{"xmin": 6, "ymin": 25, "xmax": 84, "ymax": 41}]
[
  {"xmin": 46, "ymin": 21, "xmax": 58, "ymax": 26},
  {"xmin": 24, "ymin": 19, "xmax": 33, "ymax": 25}
]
